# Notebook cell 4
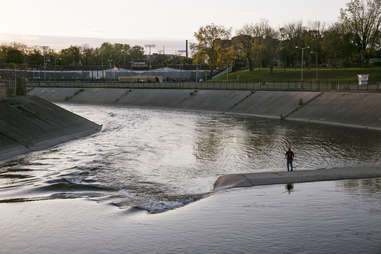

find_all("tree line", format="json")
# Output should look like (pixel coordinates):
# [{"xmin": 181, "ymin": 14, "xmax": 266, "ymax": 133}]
[
  {"xmin": 0, "ymin": 42, "xmax": 147, "ymax": 69},
  {"xmin": 0, "ymin": 42, "xmax": 191, "ymax": 69},
  {"xmin": 191, "ymin": 0, "xmax": 381, "ymax": 72}
]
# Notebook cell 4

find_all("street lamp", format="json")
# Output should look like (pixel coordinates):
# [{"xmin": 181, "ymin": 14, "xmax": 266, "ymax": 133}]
[
  {"xmin": 296, "ymin": 46, "xmax": 310, "ymax": 81},
  {"xmin": 41, "ymin": 46, "xmax": 49, "ymax": 80},
  {"xmin": 144, "ymin": 44, "xmax": 156, "ymax": 69},
  {"xmin": 310, "ymin": 51, "xmax": 318, "ymax": 80}
]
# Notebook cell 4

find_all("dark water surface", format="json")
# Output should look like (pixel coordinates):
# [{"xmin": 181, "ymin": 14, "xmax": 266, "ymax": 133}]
[{"xmin": 1, "ymin": 104, "xmax": 381, "ymax": 212}]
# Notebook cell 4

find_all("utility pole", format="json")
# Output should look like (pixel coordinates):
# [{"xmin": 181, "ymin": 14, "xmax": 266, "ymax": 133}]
[
  {"xmin": 144, "ymin": 44, "xmax": 155, "ymax": 69},
  {"xmin": 311, "ymin": 51, "xmax": 318, "ymax": 80},
  {"xmin": 296, "ymin": 46, "xmax": 309, "ymax": 81},
  {"xmin": 186, "ymin": 40, "xmax": 188, "ymax": 59},
  {"xmin": 41, "ymin": 46, "xmax": 48, "ymax": 80}
]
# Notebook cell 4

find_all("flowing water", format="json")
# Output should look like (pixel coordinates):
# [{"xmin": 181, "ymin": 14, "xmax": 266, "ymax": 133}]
[{"xmin": 1, "ymin": 104, "xmax": 381, "ymax": 213}]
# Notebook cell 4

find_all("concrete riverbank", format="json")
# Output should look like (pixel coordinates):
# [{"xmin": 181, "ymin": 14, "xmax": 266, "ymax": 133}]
[
  {"xmin": 0, "ymin": 96, "xmax": 101, "ymax": 161},
  {"xmin": 29, "ymin": 87, "xmax": 381, "ymax": 130}
]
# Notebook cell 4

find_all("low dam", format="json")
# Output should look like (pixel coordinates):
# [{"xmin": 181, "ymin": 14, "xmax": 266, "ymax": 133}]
[
  {"xmin": 0, "ymin": 96, "xmax": 101, "ymax": 161},
  {"xmin": 29, "ymin": 87, "xmax": 381, "ymax": 130},
  {"xmin": 214, "ymin": 167, "xmax": 381, "ymax": 191}
]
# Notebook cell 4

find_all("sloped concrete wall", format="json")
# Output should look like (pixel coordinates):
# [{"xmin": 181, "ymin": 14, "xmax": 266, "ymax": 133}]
[
  {"xmin": 117, "ymin": 89, "xmax": 192, "ymax": 108},
  {"xmin": 29, "ymin": 87, "xmax": 381, "ymax": 130},
  {"xmin": 0, "ymin": 96, "xmax": 101, "ymax": 161},
  {"xmin": 28, "ymin": 87, "xmax": 81, "ymax": 102},
  {"xmin": 230, "ymin": 91, "xmax": 320, "ymax": 118},
  {"xmin": 69, "ymin": 88, "xmax": 127, "ymax": 104},
  {"xmin": 290, "ymin": 93, "xmax": 381, "ymax": 129},
  {"xmin": 177, "ymin": 90, "xmax": 251, "ymax": 111}
]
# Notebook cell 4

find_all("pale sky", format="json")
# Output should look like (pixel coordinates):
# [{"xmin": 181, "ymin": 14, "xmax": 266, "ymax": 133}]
[{"xmin": 1, "ymin": 0, "xmax": 350, "ymax": 40}]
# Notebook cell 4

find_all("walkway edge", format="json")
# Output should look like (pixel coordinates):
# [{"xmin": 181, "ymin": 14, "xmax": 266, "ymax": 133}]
[{"xmin": 214, "ymin": 167, "xmax": 381, "ymax": 191}]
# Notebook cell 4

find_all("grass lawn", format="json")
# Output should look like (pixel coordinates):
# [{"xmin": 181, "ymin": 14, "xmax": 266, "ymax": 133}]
[{"xmin": 212, "ymin": 67, "xmax": 381, "ymax": 83}]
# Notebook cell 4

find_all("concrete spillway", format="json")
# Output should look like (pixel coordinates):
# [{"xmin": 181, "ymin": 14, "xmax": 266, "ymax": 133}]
[
  {"xmin": 213, "ymin": 167, "xmax": 381, "ymax": 191},
  {"xmin": 0, "ymin": 96, "xmax": 101, "ymax": 161}
]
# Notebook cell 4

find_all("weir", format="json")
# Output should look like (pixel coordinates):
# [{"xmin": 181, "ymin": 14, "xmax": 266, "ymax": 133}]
[{"xmin": 214, "ymin": 167, "xmax": 381, "ymax": 191}]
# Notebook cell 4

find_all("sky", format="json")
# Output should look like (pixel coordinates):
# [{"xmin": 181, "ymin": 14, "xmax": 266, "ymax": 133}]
[{"xmin": 0, "ymin": 0, "xmax": 350, "ymax": 51}]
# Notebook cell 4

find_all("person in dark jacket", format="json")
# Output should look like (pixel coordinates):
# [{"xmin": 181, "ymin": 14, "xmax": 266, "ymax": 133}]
[{"xmin": 285, "ymin": 147, "xmax": 295, "ymax": 172}]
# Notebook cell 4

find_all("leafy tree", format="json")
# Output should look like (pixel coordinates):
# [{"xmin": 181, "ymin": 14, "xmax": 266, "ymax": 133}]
[
  {"xmin": 26, "ymin": 49, "xmax": 43, "ymax": 66},
  {"xmin": 128, "ymin": 45, "xmax": 145, "ymax": 62},
  {"xmin": 277, "ymin": 22, "xmax": 306, "ymax": 67},
  {"xmin": 6, "ymin": 48, "xmax": 24, "ymax": 64},
  {"xmin": 193, "ymin": 23, "xmax": 232, "ymax": 71},
  {"xmin": 232, "ymin": 34, "xmax": 255, "ymax": 71},
  {"xmin": 60, "ymin": 46, "xmax": 81, "ymax": 66},
  {"xmin": 340, "ymin": 0, "xmax": 381, "ymax": 63},
  {"xmin": 236, "ymin": 21, "xmax": 279, "ymax": 72},
  {"xmin": 214, "ymin": 39, "xmax": 235, "ymax": 69},
  {"xmin": 321, "ymin": 23, "xmax": 358, "ymax": 66}
]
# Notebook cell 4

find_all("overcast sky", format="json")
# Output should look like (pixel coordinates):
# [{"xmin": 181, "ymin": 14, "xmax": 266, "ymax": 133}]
[{"xmin": 1, "ymin": 0, "xmax": 350, "ymax": 40}]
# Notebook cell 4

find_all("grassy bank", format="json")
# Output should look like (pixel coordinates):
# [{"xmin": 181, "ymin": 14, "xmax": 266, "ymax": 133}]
[{"xmin": 212, "ymin": 67, "xmax": 381, "ymax": 83}]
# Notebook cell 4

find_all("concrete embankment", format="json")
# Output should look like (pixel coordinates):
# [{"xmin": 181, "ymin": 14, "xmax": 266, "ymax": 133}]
[
  {"xmin": 0, "ymin": 96, "xmax": 101, "ymax": 161},
  {"xmin": 289, "ymin": 93, "xmax": 381, "ymax": 130},
  {"xmin": 213, "ymin": 167, "xmax": 381, "ymax": 191},
  {"xmin": 28, "ymin": 87, "xmax": 381, "ymax": 130}
]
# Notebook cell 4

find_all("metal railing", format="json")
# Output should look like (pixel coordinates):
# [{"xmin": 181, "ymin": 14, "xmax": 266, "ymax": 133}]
[
  {"xmin": 27, "ymin": 80, "xmax": 381, "ymax": 93},
  {"xmin": 0, "ymin": 80, "xmax": 16, "ymax": 99}
]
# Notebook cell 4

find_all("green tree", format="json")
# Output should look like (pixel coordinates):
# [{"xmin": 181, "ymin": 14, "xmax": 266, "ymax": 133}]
[
  {"xmin": 236, "ymin": 21, "xmax": 279, "ymax": 72},
  {"xmin": 60, "ymin": 46, "xmax": 81, "ymax": 66},
  {"xmin": 321, "ymin": 23, "xmax": 358, "ymax": 66},
  {"xmin": 128, "ymin": 45, "xmax": 145, "ymax": 61},
  {"xmin": 193, "ymin": 23, "xmax": 231, "ymax": 71},
  {"xmin": 26, "ymin": 49, "xmax": 43, "ymax": 66},
  {"xmin": 340, "ymin": 0, "xmax": 381, "ymax": 63},
  {"xmin": 6, "ymin": 48, "xmax": 24, "ymax": 64},
  {"xmin": 278, "ymin": 22, "xmax": 306, "ymax": 67}
]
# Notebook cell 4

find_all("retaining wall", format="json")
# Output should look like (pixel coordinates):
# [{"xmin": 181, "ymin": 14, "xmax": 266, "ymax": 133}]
[
  {"xmin": 28, "ymin": 87, "xmax": 381, "ymax": 130},
  {"xmin": 0, "ymin": 96, "xmax": 101, "ymax": 161},
  {"xmin": 230, "ymin": 91, "xmax": 321, "ymax": 118},
  {"xmin": 289, "ymin": 93, "xmax": 381, "ymax": 130}
]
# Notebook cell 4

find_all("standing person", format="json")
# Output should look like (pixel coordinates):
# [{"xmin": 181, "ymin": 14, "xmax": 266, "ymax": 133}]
[{"xmin": 285, "ymin": 147, "xmax": 295, "ymax": 172}]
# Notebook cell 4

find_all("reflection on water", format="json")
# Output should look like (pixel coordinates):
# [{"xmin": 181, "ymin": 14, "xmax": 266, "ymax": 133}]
[
  {"xmin": 337, "ymin": 178, "xmax": 381, "ymax": 196},
  {"xmin": 0, "ymin": 104, "xmax": 381, "ymax": 212},
  {"xmin": 285, "ymin": 183, "xmax": 294, "ymax": 194}
]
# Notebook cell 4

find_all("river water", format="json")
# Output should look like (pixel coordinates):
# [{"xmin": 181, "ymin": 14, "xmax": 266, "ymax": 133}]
[{"xmin": 1, "ymin": 104, "xmax": 381, "ymax": 213}]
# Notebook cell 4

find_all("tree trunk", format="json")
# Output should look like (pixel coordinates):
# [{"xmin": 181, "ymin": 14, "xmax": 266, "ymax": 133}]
[{"xmin": 247, "ymin": 55, "xmax": 254, "ymax": 71}]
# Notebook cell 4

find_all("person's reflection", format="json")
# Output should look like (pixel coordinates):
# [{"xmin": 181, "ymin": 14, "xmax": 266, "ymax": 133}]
[{"xmin": 286, "ymin": 183, "xmax": 294, "ymax": 194}]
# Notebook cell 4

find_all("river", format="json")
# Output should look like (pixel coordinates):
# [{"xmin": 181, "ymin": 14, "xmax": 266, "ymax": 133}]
[{"xmin": 1, "ymin": 104, "xmax": 381, "ymax": 213}]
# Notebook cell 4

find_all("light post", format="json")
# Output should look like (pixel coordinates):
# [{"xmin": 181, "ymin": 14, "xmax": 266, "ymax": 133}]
[
  {"xmin": 226, "ymin": 64, "xmax": 229, "ymax": 81},
  {"xmin": 55, "ymin": 57, "xmax": 61, "ymax": 68},
  {"xmin": 121, "ymin": 49, "xmax": 126, "ymax": 67},
  {"xmin": 310, "ymin": 51, "xmax": 318, "ymax": 80},
  {"xmin": 145, "ymin": 44, "xmax": 156, "ymax": 69},
  {"xmin": 41, "ymin": 46, "xmax": 48, "ymax": 80},
  {"xmin": 296, "ymin": 46, "xmax": 309, "ymax": 81}
]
